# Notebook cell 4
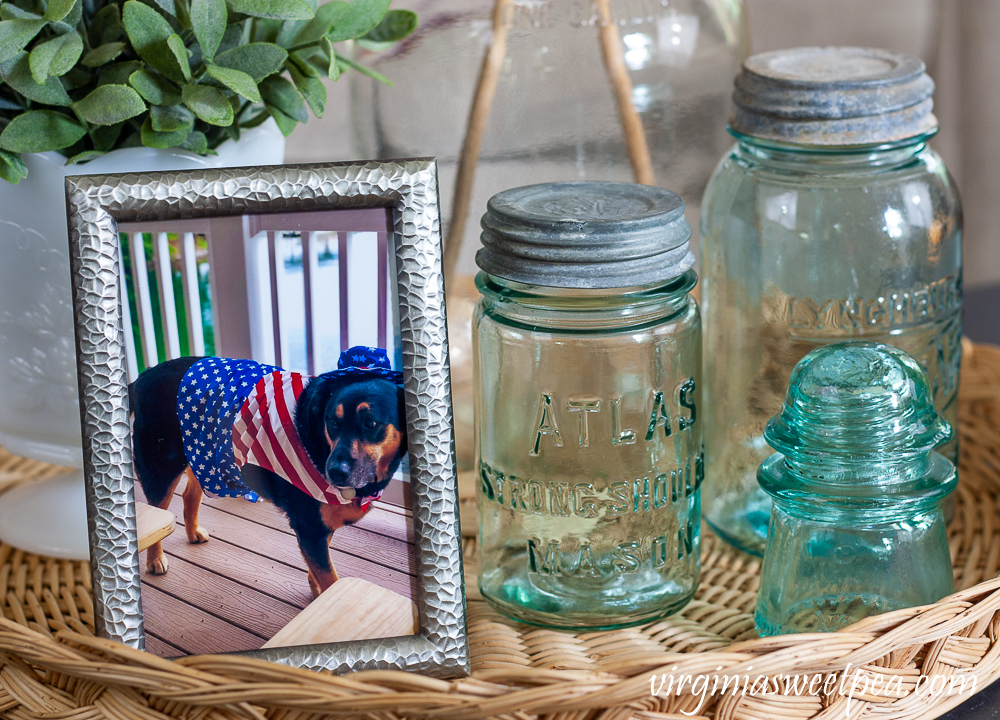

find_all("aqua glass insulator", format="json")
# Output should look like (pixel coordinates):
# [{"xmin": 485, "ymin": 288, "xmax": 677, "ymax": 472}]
[{"xmin": 754, "ymin": 341, "xmax": 956, "ymax": 636}]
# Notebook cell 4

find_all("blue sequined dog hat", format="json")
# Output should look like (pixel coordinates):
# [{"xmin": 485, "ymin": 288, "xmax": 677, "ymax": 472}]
[{"xmin": 320, "ymin": 346, "xmax": 403, "ymax": 385}]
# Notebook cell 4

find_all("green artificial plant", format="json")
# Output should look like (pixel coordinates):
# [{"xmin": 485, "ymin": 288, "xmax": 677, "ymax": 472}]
[{"xmin": 0, "ymin": 0, "xmax": 417, "ymax": 183}]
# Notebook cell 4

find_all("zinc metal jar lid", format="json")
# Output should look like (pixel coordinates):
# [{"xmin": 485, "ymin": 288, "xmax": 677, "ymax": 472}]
[
  {"xmin": 731, "ymin": 46, "xmax": 938, "ymax": 146},
  {"xmin": 476, "ymin": 181, "xmax": 694, "ymax": 290}
]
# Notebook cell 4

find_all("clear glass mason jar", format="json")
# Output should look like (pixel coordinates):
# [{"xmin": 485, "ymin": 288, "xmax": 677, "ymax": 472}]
[
  {"xmin": 473, "ymin": 182, "xmax": 703, "ymax": 629},
  {"xmin": 700, "ymin": 48, "xmax": 963, "ymax": 555}
]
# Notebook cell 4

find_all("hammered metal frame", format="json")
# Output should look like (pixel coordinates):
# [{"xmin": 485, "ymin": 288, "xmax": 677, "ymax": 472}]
[{"xmin": 65, "ymin": 159, "xmax": 469, "ymax": 677}]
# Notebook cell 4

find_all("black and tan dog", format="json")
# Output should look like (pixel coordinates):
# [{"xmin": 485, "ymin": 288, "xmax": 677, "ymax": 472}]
[{"xmin": 129, "ymin": 347, "xmax": 406, "ymax": 598}]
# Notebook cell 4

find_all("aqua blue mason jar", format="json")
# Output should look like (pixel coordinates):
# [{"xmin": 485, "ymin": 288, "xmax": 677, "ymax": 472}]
[{"xmin": 700, "ymin": 47, "xmax": 963, "ymax": 555}]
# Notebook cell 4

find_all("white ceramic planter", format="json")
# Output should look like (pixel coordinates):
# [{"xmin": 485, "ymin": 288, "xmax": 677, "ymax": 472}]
[{"xmin": 0, "ymin": 120, "xmax": 286, "ymax": 559}]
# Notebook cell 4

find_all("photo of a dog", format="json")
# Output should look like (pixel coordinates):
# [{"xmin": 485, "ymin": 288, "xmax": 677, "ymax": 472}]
[
  {"xmin": 130, "ymin": 347, "xmax": 407, "ymax": 600},
  {"xmin": 107, "ymin": 212, "xmax": 422, "ymax": 657}
]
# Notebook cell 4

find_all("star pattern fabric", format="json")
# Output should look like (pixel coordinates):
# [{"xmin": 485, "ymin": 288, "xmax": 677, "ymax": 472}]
[
  {"xmin": 345, "ymin": 347, "xmax": 386, "ymax": 369},
  {"xmin": 177, "ymin": 357, "xmax": 278, "ymax": 502}
]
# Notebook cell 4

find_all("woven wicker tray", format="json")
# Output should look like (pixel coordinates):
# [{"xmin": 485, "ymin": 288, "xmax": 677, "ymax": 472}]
[{"xmin": 1, "ymin": 339, "xmax": 998, "ymax": 720}]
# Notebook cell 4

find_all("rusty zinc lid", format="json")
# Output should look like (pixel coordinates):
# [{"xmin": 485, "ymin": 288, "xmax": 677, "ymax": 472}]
[
  {"xmin": 731, "ymin": 47, "xmax": 937, "ymax": 145},
  {"xmin": 476, "ymin": 181, "xmax": 694, "ymax": 290}
]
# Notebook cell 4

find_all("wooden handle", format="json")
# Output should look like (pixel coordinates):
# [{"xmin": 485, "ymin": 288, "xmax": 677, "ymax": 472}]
[
  {"xmin": 596, "ymin": 0, "xmax": 655, "ymax": 186},
  {"xmin": 443, "ymin": 0, "xmax": 513, "ymax": 284},
  {"xmin": 443, "ymin": 0, "xmax": 656, "ymax": 286}
]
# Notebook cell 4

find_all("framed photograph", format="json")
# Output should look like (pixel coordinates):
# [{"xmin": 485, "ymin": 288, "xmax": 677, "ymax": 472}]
[{"xmin": 65, "ymin": 159, "xmax": 468, "ymax": 677}]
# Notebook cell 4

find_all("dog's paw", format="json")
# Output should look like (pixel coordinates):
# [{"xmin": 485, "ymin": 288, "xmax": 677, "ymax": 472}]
[
  {"xmin": 188, "ymin": 526, "xmax": 210, "ymax": 544},
  {"xmin": 148, "ymin": 555, "xmax": 169, "ymax": 575},
  {"xmin": 308, "ymin": 575, "xmax": 322, "ymax": 599}
]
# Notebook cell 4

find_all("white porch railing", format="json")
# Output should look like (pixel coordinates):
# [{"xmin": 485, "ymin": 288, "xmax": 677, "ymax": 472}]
[{"xmin": 116, "ymin": 207, "xmax": 396, "ymax": 382}]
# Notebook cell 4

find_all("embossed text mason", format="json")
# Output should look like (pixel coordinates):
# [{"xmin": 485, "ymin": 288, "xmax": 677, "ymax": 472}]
[{"xmin": 473, "ymin": 182, "xmax": 703, "ymax": 630}]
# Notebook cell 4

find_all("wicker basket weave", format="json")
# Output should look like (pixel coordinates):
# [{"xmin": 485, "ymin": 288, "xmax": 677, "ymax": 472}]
[{"xmin": 1, "ymin": 339, "xmax": 998, "ymax": 720}]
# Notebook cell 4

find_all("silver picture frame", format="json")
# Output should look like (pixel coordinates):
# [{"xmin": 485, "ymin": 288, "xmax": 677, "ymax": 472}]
[{"xmin": 65, "ymin": 159, "xmax": 469, "ymax": 677}]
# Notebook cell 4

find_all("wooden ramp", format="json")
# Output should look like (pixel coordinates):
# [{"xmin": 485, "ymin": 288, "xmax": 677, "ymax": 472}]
[
  {"xmin": 263, "ymin": 577, "xmax": 418, "ymax": 649},
  {"xmin": 135, "ymin": 502, "xmax": 175, "ymax": 552},
  {"xmin": 136, "ymin": 477, "xmax": 417, "ymax": 658}
]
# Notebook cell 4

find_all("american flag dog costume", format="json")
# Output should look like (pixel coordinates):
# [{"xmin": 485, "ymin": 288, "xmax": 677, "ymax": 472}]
[{"xmin": 177, "ymin": 346, "xmax": 402, "ymax": 510}]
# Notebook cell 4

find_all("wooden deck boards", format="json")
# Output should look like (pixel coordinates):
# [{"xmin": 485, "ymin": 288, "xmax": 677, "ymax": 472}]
[
  {"xmin": 144, "ymin": 633, "xmax": 185, "ymax": 659},
  {"xmin": 136, "ymin": 478, "xmax": 416, "ymax": 657}
]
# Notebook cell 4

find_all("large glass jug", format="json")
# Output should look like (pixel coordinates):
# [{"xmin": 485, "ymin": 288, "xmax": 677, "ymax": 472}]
[{"xmin": 351, "ymin": 0, "xmax": 747, "ymax": 276}]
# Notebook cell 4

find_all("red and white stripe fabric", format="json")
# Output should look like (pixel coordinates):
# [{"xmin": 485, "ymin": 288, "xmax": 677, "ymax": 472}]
[{"xmin": 231, "ymin": 371, "xmax": 379, "ymax": 509}]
